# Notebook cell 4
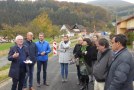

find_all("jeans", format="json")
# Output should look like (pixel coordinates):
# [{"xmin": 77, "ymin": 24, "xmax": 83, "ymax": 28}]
[
  {"xmin": 23, "ymin": 64, "xmax": 34, "ymax": 88},
  {"xmin": 60, "ymin": 63, "xmax": 68, "ymax": 79},
  {"xmin": 11, "ymin": 66, "xmax": 26, "ymax": 90},
  {"xmin": 37, "ymin": 61, "xmax": 48, "ymax": 84}
]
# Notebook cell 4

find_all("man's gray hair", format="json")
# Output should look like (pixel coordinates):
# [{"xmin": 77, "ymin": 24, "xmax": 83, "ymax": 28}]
[{"xmin": 15, "ymin": 35, "xmax": 23, "ymax": 42}]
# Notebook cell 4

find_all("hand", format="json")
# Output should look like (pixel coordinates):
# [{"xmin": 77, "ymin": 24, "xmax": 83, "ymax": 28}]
[
  {"xmin": 85, "ymin": 51, "xmax": 87, "ymax": 55},
  {"xmin": 13, "ymin": 52, "xmax": 19, "ymax": 59},
  {"xmin": 41, "ymin": 51, "xmax": 45, "ymax": 56},
  {"xmin": 82, "ymin": 51, "xmax": 85, "ymax": 54}
]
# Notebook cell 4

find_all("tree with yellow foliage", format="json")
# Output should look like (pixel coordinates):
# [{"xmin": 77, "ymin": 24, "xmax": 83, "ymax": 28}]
[{"xmin": 31, "ymin": 12, "xmax": 53, "ymax": 37}]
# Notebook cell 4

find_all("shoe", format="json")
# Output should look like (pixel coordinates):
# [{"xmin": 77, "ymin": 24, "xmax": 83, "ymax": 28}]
[
  {"xmin": 80, "ymin": 84, "xmax": 88, "ymax": 90},
  {"xmin": 44, "ymin": 82, "xmax": 49, "ymax": 86},
  {"xmin": 37, "ymin": 83, "xmax": 41, "ymax": 87},
  {"xmin": 62, "ymin": 79, "xmax": 65, "ymax": 82},
  {"xmin": 80, "ymin": 86, "xmax": 85, "ymax": 90},
  {"xmin": 64, "ymin": 79, "xmax": 68, "ymax": 82},
  {"xmin": 29, "ymin": 87, "xmax": 35, "ymax": 90},
  {"xmin": 77, "ymin": 82, "xmax": 80, "ymax": 85},
  {"xmin": 77, "ymin": 80, "xmax": 81, "ymax": 85},
  {"xmin": 23, "ymin": 88, "xmax": 27, "ymax": 90}
]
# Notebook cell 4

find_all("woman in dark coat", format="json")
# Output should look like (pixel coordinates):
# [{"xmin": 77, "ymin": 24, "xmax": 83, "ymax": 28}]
[{"xmin": 78, "ymin": 38, "xmax": 98, "ymax": 90}]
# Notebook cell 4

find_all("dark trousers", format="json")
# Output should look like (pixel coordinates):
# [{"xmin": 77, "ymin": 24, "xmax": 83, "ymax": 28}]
[
  {"xmin": 23, "ymin": 64, "xmax": 34, "ymax": 88},
  {"xmin": 37, "ymin": 61, "xmax": 48, "ymax": 84},
  {"xmin": 81, "ymin": 75, "xmax": 89, "ymax": 85},
  {"xmin": 11, "ymin": 66, "xmax": 26, "ymax": 90},
  {"xmin": 76, "ymin": 65, "xmax": 81, "ymax": 81}
]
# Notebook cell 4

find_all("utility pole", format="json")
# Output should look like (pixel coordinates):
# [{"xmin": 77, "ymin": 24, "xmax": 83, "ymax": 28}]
[{"xmin": 115, "ymin": 12, "xmax": 118, "ymax": 34}]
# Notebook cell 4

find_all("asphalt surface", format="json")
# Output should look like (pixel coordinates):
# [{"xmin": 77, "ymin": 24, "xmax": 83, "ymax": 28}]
[
  {"xmin": 0, "ymin": 55, "xmax": 93, "ymax": 90},
  {"xmin": 0, "ymin": 56, "xmax": 10, "ymax": 68}
]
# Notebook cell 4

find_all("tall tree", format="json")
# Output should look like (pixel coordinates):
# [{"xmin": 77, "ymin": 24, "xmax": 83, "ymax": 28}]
[{"xmin": 31, "ymin": 12, "xmax": 53, "ymax": 37}]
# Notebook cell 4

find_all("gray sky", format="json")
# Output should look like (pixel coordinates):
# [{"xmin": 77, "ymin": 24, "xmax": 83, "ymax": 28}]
[{"xmin": 56, "ymin": 0, "xmax": 134, "ymax": 4}]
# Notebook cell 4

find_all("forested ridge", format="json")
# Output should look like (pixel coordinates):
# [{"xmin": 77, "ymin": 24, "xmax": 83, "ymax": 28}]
[{"xmin": 0, "ymin": 0, "xmax": 111, "ymax": 30}]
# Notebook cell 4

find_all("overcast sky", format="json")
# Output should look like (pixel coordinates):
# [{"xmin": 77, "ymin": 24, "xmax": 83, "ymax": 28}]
[{"xmin": 56, "ymin": 0, "xmax": 134, "ymax": 4}]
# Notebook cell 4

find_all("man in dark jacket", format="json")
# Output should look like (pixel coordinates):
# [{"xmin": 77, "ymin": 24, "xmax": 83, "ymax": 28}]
[
  {"xmin": 104, "ymin": 34, "xmax": 134, "ymax": 90},
  {"xmin": 73, "ymin": 37, "xmax": 83, "ymax": 84},
  {"xmin": 23, "ymin": 32, "xmax": 37, "ymax": 90},
  {"xmin": 8, "ymin": 35, "xmax": 29, "ymax": 90},
  {"xmin": 93, "ymin": 38, "xmax": 113, "ymax": 90}
]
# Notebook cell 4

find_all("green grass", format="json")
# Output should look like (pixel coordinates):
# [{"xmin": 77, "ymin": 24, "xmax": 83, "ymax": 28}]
[
  {"xmin": 0, "ymin": 75, "xmax": 8, "ymax": 82},
  {"xmin": 127, "ymin": 45, "xmax": 133, "ymax": 49},
  {"xmin": 0, "ymin": 64, "xmax": 10, "ymax": 82},
  {"xmin": 0, "ymin": 38, "xmax": 53, "ymax": 51},
  {"xmin": 0, "ymin": 64, "xmax": 10, "ymax": 71},
  {"xmin": 0, "ymin": 43, "xmax": 14, "ymax": 51},
  {"xmin": 33, "ymin": 38, "xmax": 53, "ymax": 42}
]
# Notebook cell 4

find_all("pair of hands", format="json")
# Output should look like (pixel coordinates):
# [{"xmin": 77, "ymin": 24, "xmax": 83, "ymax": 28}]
[
  {"xmin": 12, "ymin": 52, "xmax": 19, "ymax": 59},
  {"xmin": 41, "ymin": 51, "xmax": 46, "ymax": 56},
  {"xmin": 82, "ymin": 51, "xmax": 87, "ymax": 55}
]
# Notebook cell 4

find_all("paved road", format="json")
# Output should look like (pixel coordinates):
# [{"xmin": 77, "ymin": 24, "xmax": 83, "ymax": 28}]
[
  {"xmin": 0, "ymin": 56, "xmax": 10, "ymax": 68},
  {"xmin": 0, "ymin": 55, "xmax": 93, "ymax": 90}
]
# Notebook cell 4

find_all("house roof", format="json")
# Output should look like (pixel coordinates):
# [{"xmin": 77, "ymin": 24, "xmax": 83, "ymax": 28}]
[
  {"xmin": 64, "ymin": 24, "xmax": 72, "ymax": 30},
  {"xmin": 117, "ymin": 15, "xmax": 134, "ymax": 25},
  {"xmin": 71, "ymin": 24, "xmax": 86, "ymax": 32},
  {"xmin": 61, "ymin": 24, "xmax": 89, "ymax": 33},
  {"xmin": 127, "ymin": 27, "xmax": 134, "ymax": 30},
  {"xmin": 60, "ymin": 24, "xmax": 73, "ymax": 32}
]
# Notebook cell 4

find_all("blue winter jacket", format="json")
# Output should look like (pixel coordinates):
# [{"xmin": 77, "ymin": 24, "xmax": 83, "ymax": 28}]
[{"xmin": 36, "ymin": 41, "xmax": 51, "ymax": 61}]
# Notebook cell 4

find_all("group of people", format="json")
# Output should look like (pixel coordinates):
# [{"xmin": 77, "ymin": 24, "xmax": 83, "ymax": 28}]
[
  {"xmin": 8, "ymin": 32, "xmax": 134, "ymax": 90},
  {"xmin": 73, "ymin": 36, "xmax": 98, "ymax": 90},
  {"xmin": 8, "ymin": 32, "xmax": 51, "ymax": 90},
  {"xmin": 72, "ymin": 34, "xmax": 134, "ymax": 90}
]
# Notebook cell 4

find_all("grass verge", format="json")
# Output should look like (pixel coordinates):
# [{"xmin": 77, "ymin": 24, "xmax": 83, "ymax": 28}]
[
  {"xmin": 0, "ymin": 75, "xmax": 9, "ymax": 83},
  {"xmin": 0, "ymin": 64, "xmax": 10, "ymax": 83},
  {"xmin": 0, "ymin": 64, "xmax": 10, "ymax": 71},
  {"xmin": 0, "ymin": 43, "xmax": 14, "ymax": 51}
]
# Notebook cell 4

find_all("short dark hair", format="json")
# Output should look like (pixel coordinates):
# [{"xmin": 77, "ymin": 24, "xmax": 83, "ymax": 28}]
[
  {"xmin": 114, "ymin": 34, "xmax": 127, "ymax": 47},
  {"xmin": 83, "ymin": 38, "xmax": 92, "ymax": 46},
  {"xmin": 39, "ymin": 32, "xmax": 44, "ymax": 36},
  {"xmin": 98, "ymin": 38, "xmax": 109, "ymax": 48}
]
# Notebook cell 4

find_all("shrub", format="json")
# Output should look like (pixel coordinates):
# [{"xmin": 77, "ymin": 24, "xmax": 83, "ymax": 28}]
[{"xmin": 126, "ymin": 31, "xmax": 134, "ymax": 45}]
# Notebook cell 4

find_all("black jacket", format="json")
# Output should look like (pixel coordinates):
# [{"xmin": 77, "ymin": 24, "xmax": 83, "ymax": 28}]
[
  {"xmin": 76, "ymin": 45, "xmax": 98, "ymax": 67},
  {"xmin": 73, "ymin": 44, "xmax": 82, "ymax": 58},
  {"xmin": 8, "ymin": 45, "xmax": 29, "ymax": 79},
  {"xmin": 23, "ymin": 40, "xmax": 38, "ymax": 64},
  {"xmin": 84, "ymin": 45, "xmax": 98, "ymax": 67}
]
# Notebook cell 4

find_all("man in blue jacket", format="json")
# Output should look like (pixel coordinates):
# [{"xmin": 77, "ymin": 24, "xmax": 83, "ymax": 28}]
[{"xmin": 36, "ymin": 33, "xmax": 51, "ymax": 87}]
